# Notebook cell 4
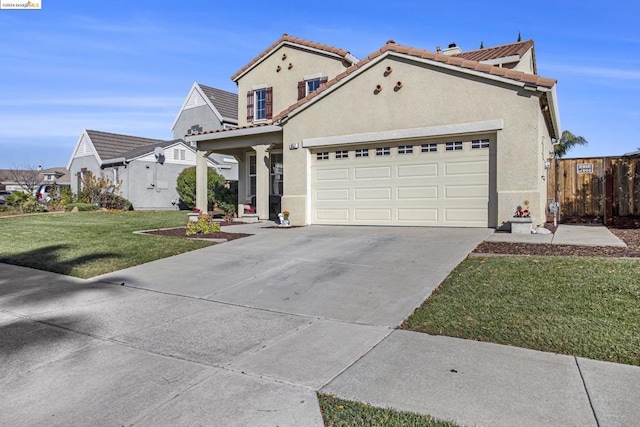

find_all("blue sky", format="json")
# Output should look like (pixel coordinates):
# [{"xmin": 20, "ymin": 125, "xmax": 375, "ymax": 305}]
[{"xmin": 1, "ymin": 0, "xmax": 638, "ymax": 169}]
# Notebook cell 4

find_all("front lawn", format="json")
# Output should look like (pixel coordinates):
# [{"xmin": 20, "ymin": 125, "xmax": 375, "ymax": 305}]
[
  {"xmin": 0, "ymin": 211, "xmax": 215, "ymax": 278},
  {"xmin": 319, "ymin": 394, "xmax": 458, "ymax": 427},
  {"xmin": 402, "ymin": 256, "xmax": 640, "ymax": 366}
]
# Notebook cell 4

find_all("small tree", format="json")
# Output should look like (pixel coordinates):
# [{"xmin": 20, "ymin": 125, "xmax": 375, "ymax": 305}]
[{"xmin": 176, "ymin": 166, "xmax": 225, "ymax": 210}]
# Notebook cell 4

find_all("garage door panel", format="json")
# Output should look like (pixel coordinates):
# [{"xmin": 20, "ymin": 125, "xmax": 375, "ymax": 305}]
[
  {"xmin": 397, "ymin": 164, "xmax": 438, "ymax": 177},
  {"xmin": 354, "ymin": 209, "xmax": 392, "ymax": 221},
  {"xmin": 354, "ymin": 187, "xmax": 392, "ymax": 200},
  {"xmin": 316, "ymin": 209, "xmax": 350, "ymax": 221},
  {"xmin": 445, "ymin": 161, "xmax": 488, "ymax": 175},
  {"xmin": 397, "ymin": 186, "xmax": 438, "ymax": 199},
  {"xmin": 354, "ymin": 166, "xmax": 392, "ymax": 179},
  {"xmin": 317, "ymin": 168, "xmax": 349, "ymax": 181},
  {"xmin": 445, "ymin": 185, "xmax": 488, "ymax": 199},
  {"xmin": 397, "ymin": 209, "xmax": 438, "ymax": 222},
  {"xmin": 316, "ymin": 188, "xmax": 350, "ymax": 201},
  {"xmin": 445, "ymin": 208, "xmax": 487, "ymax": 222}
]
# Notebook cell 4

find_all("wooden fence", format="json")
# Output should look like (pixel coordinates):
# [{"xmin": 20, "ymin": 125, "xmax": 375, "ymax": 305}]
[{"xmin": 548, "ymin": 156, "xmax": 640, "ymax": 224}]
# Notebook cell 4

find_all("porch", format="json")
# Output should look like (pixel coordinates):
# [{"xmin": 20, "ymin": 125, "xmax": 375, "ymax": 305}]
[{"xmin": 186, "ymin": 125, "xmax": 283, "ymax": 221}]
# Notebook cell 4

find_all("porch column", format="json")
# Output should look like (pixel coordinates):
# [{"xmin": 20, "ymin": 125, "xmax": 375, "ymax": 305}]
[
  {"xmin": 252, "ymin": 144, "xmax": 270, "ymax": 220},
  {"xmin": 195, "ymin": 148, "xmax": 208, "ymax": 213}
]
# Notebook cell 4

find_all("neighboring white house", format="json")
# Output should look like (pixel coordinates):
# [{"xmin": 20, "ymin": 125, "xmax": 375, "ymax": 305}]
[
  {"xmin": 67, "ymin": 130, "xmax": 221, "ymax": 210},
  {"xmin": 66, "ymin": 84, "xmax": 240, "ymax": 210},
  {"xmin": 188, "ymin": 34, "xmax": 560, "ymax": 228}
]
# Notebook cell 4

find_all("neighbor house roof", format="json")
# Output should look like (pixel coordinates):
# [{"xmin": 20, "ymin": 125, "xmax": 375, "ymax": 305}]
[
  {"xmin": 231, "ymin": 34, "xmax": 357, "ymax": 82},
  {"xmin": 197, "ymin": 84, "xmax": 238, "ymax": 122},
  {"xmin": 111, "ymin": 139, "xmax": 182, "ymax": 162},
  {"xmin": 86, "ymin": 130, "xmax": 166, "ymax": 161},
  {"xmin": 273, "ymin": 40, "xmax": 556, "ymax": 123},
  {"xmin": 453, "ymin": 39, "xmax": 534, "ymax": 63}
]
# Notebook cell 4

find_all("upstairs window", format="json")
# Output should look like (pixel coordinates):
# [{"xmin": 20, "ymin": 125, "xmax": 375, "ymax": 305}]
[
  {"xmin": 297, "ymin": 76, "xmax": 328, "ymax": 100},
  {"xmin": 247, "ymin": 87, "xmax": 272, "ymax": 122}
]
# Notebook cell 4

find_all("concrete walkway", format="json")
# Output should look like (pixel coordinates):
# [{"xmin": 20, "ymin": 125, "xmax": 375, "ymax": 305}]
[
  {"xmin": 486, "ymin": 223, "xmax": 627, "ymax": 246},
  {"xmin": 1, "ymin": 224, "xmax": 639, "ymax": 426}
]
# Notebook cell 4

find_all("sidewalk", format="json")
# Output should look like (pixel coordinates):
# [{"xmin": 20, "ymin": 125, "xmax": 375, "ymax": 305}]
[
  {"xmin": 323, "ymin": 330, "xmax": 640, "ymax": 427},
  {"xmin": 486, "ymin": 224, "xmax": 627, "ymax": 247}
]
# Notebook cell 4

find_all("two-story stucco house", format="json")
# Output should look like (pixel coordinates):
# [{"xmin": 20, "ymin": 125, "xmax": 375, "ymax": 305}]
[{"xmin": 187, "ymin": 34, "xmax": 560, "ymax": 228}]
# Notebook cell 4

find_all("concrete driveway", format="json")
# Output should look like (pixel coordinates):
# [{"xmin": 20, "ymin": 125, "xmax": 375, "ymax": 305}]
[{"xmin": 1, "ymin": 225, "xmax": 490, "ymax": 426}]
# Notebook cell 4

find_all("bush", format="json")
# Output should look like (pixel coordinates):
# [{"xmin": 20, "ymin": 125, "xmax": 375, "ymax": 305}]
[
  {"xmin": 66, "ymin": 203, "xmax": 99, "ymax": 212},
  {"xmin": 176, "ymin": 166, "xmax": 226, "ymax": 210},
  {"xmin": 185, "ymin": 214, "xmax": 221, "ymax": 236},
  {"xmin": 99, "ymin": 193, "xmax": 132, "ymax": 210},
  {"xmin": 5, "ymin": 192, "xmax": 45, "ymax": 213},
  {"xmin": 218, "ymin": 201, "xmax": 236, "ymax": 222}
]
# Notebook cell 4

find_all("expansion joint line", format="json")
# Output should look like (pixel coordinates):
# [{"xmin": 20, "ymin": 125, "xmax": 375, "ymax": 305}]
[{"xmin": 574, "ymin": 356, "xmax": 600, "ymax": 427}]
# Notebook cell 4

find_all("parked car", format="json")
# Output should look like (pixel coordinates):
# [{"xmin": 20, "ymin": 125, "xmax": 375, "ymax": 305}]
[
  {"xmin": 0, "ymin": 190, "xmax": 11, "ymax": 205},
  {"xmin": 35, "ymin": 184, "xmax": 58, "ymax": 203}
]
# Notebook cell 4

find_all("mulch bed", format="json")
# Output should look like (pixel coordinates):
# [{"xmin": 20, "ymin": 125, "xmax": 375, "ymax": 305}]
[
  {"xmin": 143, "ymin": 223, "xmax": 252, "ymax": 241},
  {"xmin": 473, "ymin": 227, "xmax": 640, "ymax": 258}
]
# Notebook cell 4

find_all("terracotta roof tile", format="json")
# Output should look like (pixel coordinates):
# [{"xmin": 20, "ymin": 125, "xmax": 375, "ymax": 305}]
[
  {"xmin": 453, "ymin": 40, "xmax": 534, "ymax": 63},
  {"xmin": 231, "ymin": 34, "xmax": 354, "ymax": 82}
]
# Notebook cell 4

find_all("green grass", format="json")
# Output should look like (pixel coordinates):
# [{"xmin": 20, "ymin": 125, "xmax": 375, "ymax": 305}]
[
  {"xmin": 0, "ymin": 211, "xmax": 215, "ymax": 278},
  {"xmin": 319, "ymin": 394, "xmax": 459, "ymax": 427},
  {"xmin": 402, "ymin": 256, "xmax": 640, "ymax": 366}
]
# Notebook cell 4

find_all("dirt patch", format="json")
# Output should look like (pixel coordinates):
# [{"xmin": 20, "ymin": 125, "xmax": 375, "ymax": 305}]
[{"xmin": 474, "ymin": 227, "xmax": 640, "ymax": 258}]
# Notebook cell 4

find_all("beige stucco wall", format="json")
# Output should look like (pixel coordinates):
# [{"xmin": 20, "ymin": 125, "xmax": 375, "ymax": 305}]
[
  {"xmin": 236, "ymin": 45, "xmax": 350, "ymax": 126},
  {"xmin": 281, "ymin": 55, "xmax": 552, "ymax": 227},
  {"xmin": 511, "ymin": 49, "xmax": 535, "ymax": 74}
]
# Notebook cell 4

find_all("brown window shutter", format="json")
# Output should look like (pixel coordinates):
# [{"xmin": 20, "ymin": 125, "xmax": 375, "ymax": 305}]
[
  {"xmin": 297, "ymin": 81, "xmax": 305, "ymax": 100},
  {"xmin": 246, "ymin": 90, "xmax": 254, "ymax": 122},
  {"xmin": 266, "ymin": 87, "xmax": 273, "ymax": 119},
  {"xmin": 320, "ymin": 77, "xmax": 328, "ymax": 85}
]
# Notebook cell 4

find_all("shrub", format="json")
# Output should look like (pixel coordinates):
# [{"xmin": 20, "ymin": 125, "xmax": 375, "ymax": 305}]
[
  {"xmin": 5, "ymin": 192, "xmax": 45, "ymax": 213},
  {"xmin": 176, "ymin": 166, "xmax": 225, "ymax": 210},
  {"xmin": 185, "ymin": 214, "xmax": 221, "ymax": 236},
  {"xmin": 66, "ymin": 203, "xmax": 99, "ymax": 212},
  {"xmin": 100, "ymin": 193, "xmax": 132, "ymax": 210},
  {"xmin": 218, "ymin": 201, "xmax": 236, "ymax": 222}
]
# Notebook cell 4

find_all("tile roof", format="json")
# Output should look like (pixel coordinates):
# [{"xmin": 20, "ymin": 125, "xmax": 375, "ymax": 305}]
[
  {"xmin": 114, "ymin": 139, "xmax": 184, "ymax": 162},
  {"xmin": 231, "ymin": 33, "xmax": 354, "ymax": 82},
  {"xmin": 197, "ymin": 84, "xmax": 238, "ymax": 122},
  {"xmin": 453, "ymin": 40, "xmax": 534, "ymax": 63},
  {"xmin": 188, "ymin": 122, "xmax": 275, "ymax": 137},
  {"xmin": 273, "ymin": 41, "xmax": 556, "ymax": 122},
  {"xmin": 86, "ymin": 130, "xmax": 167, "ymax": 161}
]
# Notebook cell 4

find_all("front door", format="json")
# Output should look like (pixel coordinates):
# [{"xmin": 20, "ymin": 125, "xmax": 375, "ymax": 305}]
[{"xmin": 269, "ymin": 152, "xmax": 283, "ymax": 218}]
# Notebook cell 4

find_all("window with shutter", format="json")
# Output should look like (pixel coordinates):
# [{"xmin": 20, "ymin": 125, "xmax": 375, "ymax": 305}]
[
  {"xmin": 249, "ymin": 87, "xmax": 273, "ymax": 122},
  {"xmin": 246, "ymin": 91, "xmax": 254, "ymax": 122},
  {"xmin": 265, "ymin": 87, "xmax": 273, "ymax": 119}
]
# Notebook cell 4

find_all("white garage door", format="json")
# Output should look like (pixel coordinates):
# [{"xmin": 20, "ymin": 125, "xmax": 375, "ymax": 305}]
[{"xmin": 311, "ymin": 138, "xmax": 490, "ymax": 227}]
